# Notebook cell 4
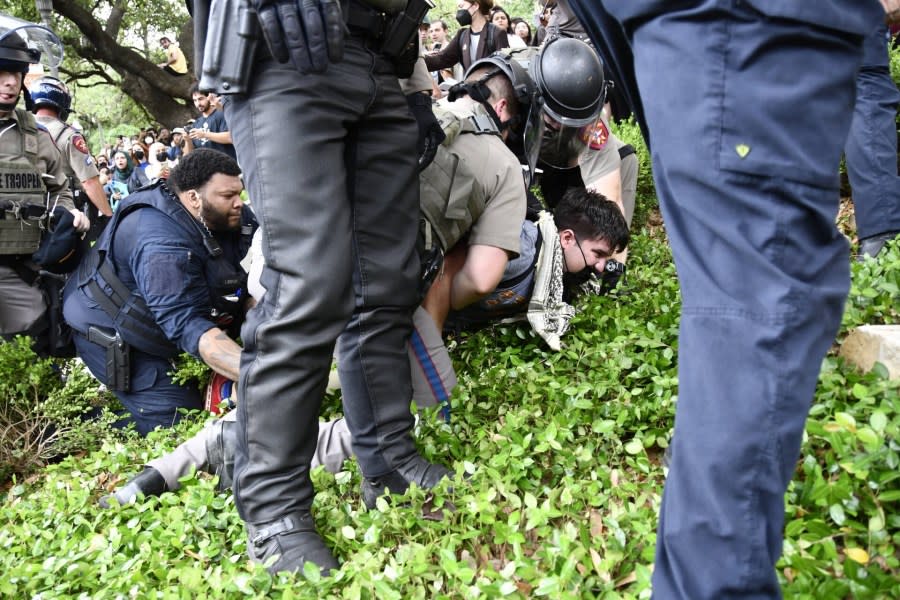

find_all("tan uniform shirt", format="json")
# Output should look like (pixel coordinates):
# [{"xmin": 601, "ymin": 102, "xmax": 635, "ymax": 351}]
[
  {"xmin": 577, "ymin": 114, "xmax": 624, "ymax": 186},
  {"xmin": 35, "ymin": 115, "xmax": 100, "ymax": 190},
  {"xmin": 437, "ymin": 100, "xmax": 526, "ymax": 255}
]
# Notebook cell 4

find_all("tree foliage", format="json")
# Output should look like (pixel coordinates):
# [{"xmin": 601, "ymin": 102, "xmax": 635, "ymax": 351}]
[{"xmin": 7, "ymin": 0, "xmax": 195, "ymax": 132}]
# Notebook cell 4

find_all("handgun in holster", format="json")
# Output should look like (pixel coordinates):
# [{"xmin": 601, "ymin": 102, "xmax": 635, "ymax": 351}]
[
  {"xmin": 198, "ymin": 0, "xmax": 259, "ymax": 94},
  {"xmin": 88, "ymin": 325, "xmax": 131, "ymax": 392},
  {"xmin": 381, "ymin": 0, "xmax": 434, "ymax": 77}
]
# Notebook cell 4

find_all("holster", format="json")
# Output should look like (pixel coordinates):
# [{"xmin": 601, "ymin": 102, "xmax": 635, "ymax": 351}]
[
  {"xmin": 380, "ymin": 0, "xmax": 433, "ymax": 77},
  {"xmin": 88, "ymin": 325, "xmax": 131, "ymax": 392},
  {"xmin": 198, "ymin": 0, "xmax": 260, "ymax": 94}
]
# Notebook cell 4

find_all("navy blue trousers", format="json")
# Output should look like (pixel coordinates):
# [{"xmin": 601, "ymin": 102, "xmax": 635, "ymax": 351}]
[
  {"xmin": 590, "ymin": 1, "xmax": 868, "ymax": 597},
  {"xmin": 845, "ymin": 25, "xmax": 900, "ymax": 241},
  {"xmin": 74, "ymin": 335, "xmax": 201, "ymax": 436}
]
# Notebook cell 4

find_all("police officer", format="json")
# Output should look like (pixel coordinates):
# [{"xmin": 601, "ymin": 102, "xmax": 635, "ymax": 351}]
[
  {"xmin": 528, "ymin": 36, "xmax": 634, "ymax": 290},
  {"xmin": 29, "ymin": 76, "xmax": 113, "ymax": 243},
  {"xmin": 0, "ymin": 15, "xmax": 87, "ymax": 352},
  {"xmin": 418, "ymin": 49, "xmax": 542, "ymax": 333},
  {"xmin": 566, "ymin": 1, "xmax": 885, "ymax": 598},
  {"xmin": 196, "ymin": 0, "xmax": 449, "ymax": 574},
  {"xmin": 63, "ymin": 149, "xmax": 257, "ymax": 437}
]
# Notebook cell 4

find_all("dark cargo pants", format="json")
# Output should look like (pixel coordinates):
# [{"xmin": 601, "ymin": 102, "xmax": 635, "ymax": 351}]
[{"xmin": 226, "ymin": 36, "xmax": 421, "ymax": 524}]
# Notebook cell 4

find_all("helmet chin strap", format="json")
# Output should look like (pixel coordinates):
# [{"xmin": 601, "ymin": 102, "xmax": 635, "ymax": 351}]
[{"xmin": 447, "ymin": 69, "xmax": 521, "ymax": 133}]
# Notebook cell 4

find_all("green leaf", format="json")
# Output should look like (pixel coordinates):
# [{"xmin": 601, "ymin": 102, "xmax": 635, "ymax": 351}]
[
  {"xmin": 869, "ymin": 411, "xmax": 888, "ymax": 432},
  {"xmin": 829, "ymin": 504, "xmax": 846, "ymax": 526},
  {"xmin": 624, "ymin": 439, "xmax": 644, "ymax": 455},
  {"xmin": 855, "ymin": 427, "xmax": 880, "ymax": 449},
  {"xmin": 851, "ymin": 383, "xmax": 870, "ymax": 400}
]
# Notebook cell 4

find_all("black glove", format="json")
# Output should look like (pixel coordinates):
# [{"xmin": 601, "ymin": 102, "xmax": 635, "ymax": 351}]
[
  {"xmin": 253, "ymin": 0, "xmax": 344, "ymax": 74},
  {"xmin": 406, "ymin": 92, "xmax": 445, "ymax": 172}
]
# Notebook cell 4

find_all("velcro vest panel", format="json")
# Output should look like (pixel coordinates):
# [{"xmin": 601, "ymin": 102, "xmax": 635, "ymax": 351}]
[
  {"xmin": 418, "ymin": 104, "xmax": 500, "ymax": 252},
  {"xmin": 0, "ymin": 110, "xmax": 47, "ymax": 254}
]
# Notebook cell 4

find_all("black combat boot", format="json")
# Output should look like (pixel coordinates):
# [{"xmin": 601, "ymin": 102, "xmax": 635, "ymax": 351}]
[
  {"xmin": 99, "ymin": 466, "xmax": 168, "ymax": 508},
  {"xmin": 205, "ymin": 418, "xmax": 237, "ymax": 491},
  {"xmin": 246, "ymin": 512, "xmax": 339, "ymax": 575},
  {"xmin": 361, "ymin": 453, "xmax": 452, "ymax": 510},
  {"xmin": 858, "ymin": 231, "xmax": 898, "ymax": 260}
]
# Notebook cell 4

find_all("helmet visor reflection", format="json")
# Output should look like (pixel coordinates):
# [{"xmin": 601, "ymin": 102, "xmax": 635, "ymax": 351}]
[{"xmin": 0, "ymin": 15, "xmax": 64, "ymax": 68}]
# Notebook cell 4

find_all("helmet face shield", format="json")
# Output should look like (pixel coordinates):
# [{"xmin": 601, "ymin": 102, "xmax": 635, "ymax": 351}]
[
  {"xmin": 538, "ymin": 111, "xmax": 589, "ymax": 169},
  {"xmin": 521, "ymin": 101, "xmax": 546, "ymax": 184},
  {"xmin": 0, "ymin": 14, "xmax": 64, "ymax": 70}
]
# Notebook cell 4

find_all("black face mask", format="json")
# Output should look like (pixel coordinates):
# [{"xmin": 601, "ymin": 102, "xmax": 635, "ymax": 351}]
[
  {"xmin": 156, "ymin": 151, "xmax": 168, "ymax": 162},
  {"xmin": 456, "ymin": 8, "xmax": 473, "ymax": 27},
  {"xmin": 133, "ymin": 149, "xmax": 145, "ymax": 160}
]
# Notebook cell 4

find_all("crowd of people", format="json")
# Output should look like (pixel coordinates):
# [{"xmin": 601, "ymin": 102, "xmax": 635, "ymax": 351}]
[{"xmin": 1, "ymin": 0, "xmax": 899, "ymax": 597}]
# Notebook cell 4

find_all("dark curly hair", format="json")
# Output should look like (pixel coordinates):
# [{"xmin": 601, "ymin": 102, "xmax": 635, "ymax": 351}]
[
  {"xmin": 168, "ymin": 148, "xmax": 241, "ymax": 194},
  {"xmin": 554, "ymin": 188, "xmax": 630, "ymax": 253}
]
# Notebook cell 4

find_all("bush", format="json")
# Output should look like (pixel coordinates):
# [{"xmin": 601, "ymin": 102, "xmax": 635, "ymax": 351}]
[{"xmin": 0, "ymin": 337, "xmax": 117, "ymax": 482}]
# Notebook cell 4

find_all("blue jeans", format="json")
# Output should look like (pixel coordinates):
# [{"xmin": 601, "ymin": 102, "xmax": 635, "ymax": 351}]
[
  {"xmin": 74, "ymin": 334, "xmax": 201, "ymax": 436},
  {"xmin": 605, "ymin": 1, "xmax": 865, "ymax": 597},
  {"xmin": 845, "ymin": 25, "xmax": 900, "ymax": 240}
]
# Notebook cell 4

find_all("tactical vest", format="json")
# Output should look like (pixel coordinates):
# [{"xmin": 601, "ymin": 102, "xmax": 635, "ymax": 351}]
[
  {"xmin": 419, "ymin": 102, "xmax": 501, "ymax": 253},
  {"xmin": 74, "ymin": 181, "xmax": 255, "ymax": 358},
  {"xmin": 0, "ymin": 109, "xmax": 47, "ymax": 255}
]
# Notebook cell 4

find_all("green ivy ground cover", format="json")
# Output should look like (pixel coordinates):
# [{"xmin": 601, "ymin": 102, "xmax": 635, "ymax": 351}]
[{"xmin": 2, "ymin": 230, "xmax": 898, "ymax": 599}]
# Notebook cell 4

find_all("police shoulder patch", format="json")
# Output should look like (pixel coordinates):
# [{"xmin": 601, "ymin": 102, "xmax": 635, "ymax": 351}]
[
  {"xmin": 72, "ymin": 134, "xmax": 90, "ymax": 155},
  {"xmin": 580, "ymin": 119, "xmax": 609, "ymax": 151}
]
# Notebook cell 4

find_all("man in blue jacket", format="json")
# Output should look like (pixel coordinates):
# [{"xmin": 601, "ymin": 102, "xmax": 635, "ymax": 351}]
[
  {"xmin": 566, "ymin": 1, "xmax": 886, "ymax": 598},
  {"xmin": 63, "ymin": 149, "xmax": 257, "ymax": 436}
]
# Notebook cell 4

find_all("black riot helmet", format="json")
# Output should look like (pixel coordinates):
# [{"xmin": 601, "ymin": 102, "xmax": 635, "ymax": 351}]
[
  {"xmin": 0, "ymin": 14, "xmax": 63, "ymax": 112},
  {"xmin": 532, "ymin": 36, "xmax": 607, "ymax": 127},
  {"xmin": 532, "ymin": 37, "xmax": 609, "ymax": 169}
]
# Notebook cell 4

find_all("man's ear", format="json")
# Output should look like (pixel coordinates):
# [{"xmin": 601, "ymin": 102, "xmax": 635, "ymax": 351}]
[
  {"xmin": 188, "ymin": 190, "xmax": 202, "ymax": 210},
  {"xmin": 559, "ymin": 228, "xmax": 575, "ymax": 248},
  {"xmin": 492, "ymin": 97, "xmax": 509, "ymax": 122}
]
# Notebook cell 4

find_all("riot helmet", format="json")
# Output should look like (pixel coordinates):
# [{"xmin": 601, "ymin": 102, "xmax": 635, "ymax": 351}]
[
  {"xmin": 458, "ymin": 49, "xmax": 544, "ymax": 182},
  {"xmin": 0, "ymin": 14, "xmax": 63, "ymax": 112},
  {"xmin": 532, "ymin": 37, "xmax": 608, "ymax": 169},
  {"xmin": 30, "ymin": 76, "xmax": 72, "ymax": 120}
]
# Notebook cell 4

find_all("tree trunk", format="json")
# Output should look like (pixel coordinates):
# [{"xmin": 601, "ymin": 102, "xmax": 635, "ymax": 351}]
[{"xmin": 53, "ymin": 0, "xmax": 195, "ymax": 127}]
